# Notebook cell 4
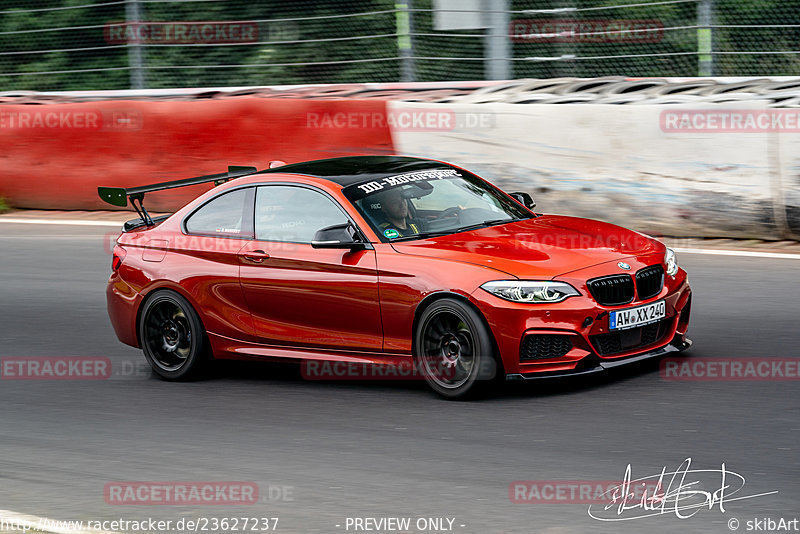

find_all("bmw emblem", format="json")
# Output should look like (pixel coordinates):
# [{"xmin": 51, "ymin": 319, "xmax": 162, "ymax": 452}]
[{"xmin": 618, "ymin": 262, "xmax": 631, "ymax": 270}]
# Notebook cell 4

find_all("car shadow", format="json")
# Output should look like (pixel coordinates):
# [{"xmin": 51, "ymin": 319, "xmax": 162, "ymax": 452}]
[{"xmin": 166, "ymin": 355, "xmax": 677, "ymax": 400}]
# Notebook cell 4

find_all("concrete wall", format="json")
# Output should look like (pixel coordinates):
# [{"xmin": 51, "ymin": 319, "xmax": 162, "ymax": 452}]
[
  {"xmin": 391, "ymin": 100, "xmax": 799, "ymax": 240},
  {"xmin": 1, "ymin": 87, "xmax": 797, "ymax": 240}
]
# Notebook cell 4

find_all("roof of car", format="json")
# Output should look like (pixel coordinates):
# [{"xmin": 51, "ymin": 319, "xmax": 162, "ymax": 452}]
[{"xmin": 255, "ymin": 155, "xmax": 454, "ymax": 187}]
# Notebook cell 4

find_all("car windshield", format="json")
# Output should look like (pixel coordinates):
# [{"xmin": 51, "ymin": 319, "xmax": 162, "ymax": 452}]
[{"xmin": 342, "ymin": 166, "xmax": 533, "ymax": 242}]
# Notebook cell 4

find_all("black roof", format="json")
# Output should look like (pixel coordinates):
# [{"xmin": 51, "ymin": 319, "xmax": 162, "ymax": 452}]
[{"xmin": 257, "ymin": 155, "xmax": 453, "ymax": 187}]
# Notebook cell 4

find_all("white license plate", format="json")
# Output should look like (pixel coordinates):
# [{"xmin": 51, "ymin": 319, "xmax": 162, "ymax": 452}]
[{"xmin": 609, "ymin": 300, "xmax": 666, "ymax": 331}]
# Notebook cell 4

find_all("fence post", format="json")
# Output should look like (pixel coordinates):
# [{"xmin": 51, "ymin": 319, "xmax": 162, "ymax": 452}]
[
  {"xmin": 396, "ymin": 0, "xmax": 416, "ymax": 82},
  {"xmin": 698, "ymin": 0, "xmax": 714, "ymax": 76},
  {"xmin": 485, "ymin": 0, "xmax": 511, "ymax": 80},
  {"xmin": 126, "ymin": 0, "xmax": 145, "ymax": 89}
]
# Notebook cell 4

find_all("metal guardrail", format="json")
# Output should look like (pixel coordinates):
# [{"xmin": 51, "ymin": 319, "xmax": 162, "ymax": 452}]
[{"xmin": 2, "ymin": 77, "xmax": 800, "ymax": 106}]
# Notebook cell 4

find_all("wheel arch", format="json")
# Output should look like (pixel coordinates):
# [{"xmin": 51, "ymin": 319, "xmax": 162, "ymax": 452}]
[
  {"xmin": 134, "ymin": 282, "xmax": 207, "ymax": 349},
  {"xmin": 411, "ymin": 291, "xmax": 506, "ymax": 377}
]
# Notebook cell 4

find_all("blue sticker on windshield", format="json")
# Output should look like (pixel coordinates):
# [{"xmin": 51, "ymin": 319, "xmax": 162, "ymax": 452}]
[{"xmin": 383, "ymin": 228, "xmax": 400, "ymax": 239}]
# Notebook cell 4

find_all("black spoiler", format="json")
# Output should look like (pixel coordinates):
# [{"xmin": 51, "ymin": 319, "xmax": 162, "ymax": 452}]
[{"xmin": 98, "ymin": 165, "xmax": 259, "ymax": 226}]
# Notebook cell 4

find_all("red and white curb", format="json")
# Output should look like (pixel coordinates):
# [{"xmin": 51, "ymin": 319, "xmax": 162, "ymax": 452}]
[
  {"xmin": 673, "ymin": 247, "xmax": 800, "ymax": 260},
  {"xmin": 0, "ymin": 218, "xmax": 122, "ymax": 227}
]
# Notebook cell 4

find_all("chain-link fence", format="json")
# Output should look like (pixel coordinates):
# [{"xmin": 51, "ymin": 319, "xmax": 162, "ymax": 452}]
[{"xmin": 1, "ymin": 0, "xmax": 799, "ymax": 91}]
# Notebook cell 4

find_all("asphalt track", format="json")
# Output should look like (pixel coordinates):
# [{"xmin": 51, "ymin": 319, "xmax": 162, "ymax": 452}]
[{"xmin": 0, "ymin": 223, "xmax": 798, "ymax": 534}]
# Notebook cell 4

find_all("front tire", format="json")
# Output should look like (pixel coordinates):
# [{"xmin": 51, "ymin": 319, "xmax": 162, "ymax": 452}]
[
  {"xmin": 139, "ymin": 290, "xmax": 209, "ymax": 380},
  {"xmin": 414, "ymin": 298, "xmax": 499, "ymax": 399}
]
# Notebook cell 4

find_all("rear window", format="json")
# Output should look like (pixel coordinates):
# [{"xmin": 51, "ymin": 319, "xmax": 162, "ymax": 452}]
[{"xmin": 184, "ymin": 188, "xmax": 250, "ymax": 237}]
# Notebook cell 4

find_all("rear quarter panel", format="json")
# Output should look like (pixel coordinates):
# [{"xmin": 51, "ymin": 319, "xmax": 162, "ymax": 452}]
[{"xmin": 115, "ymin": 226, "xmax": 255, "ymax": 343}]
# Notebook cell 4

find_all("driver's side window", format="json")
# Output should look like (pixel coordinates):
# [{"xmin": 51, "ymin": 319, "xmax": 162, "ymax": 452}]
[{"xmin": 255, "ymin": 185, "xmax": 349, "ymax": 243}]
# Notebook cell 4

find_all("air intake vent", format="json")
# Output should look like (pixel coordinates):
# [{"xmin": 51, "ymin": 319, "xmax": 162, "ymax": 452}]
[
  {"xmin": 635, "ymin": 265, "xmax": 664, "ymax": 301},
  {"xmin": 590, "ymin": 319, "xmax": 669, "ymax": 356},
  {"xmin": 587, "ymin": 274, "xmax": 634, "ymax": 306},
  {"xmin": 520, "ymin": 334, "xmax": 573, "ymax": 361}
]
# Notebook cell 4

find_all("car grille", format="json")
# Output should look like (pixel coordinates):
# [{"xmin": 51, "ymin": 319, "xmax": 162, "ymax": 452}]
[
  {"xmin": 587, "ymin": 274, "xmax": 634, "ymax": 306},
  {"xmin": 520, "ymin": 334, "xmax": 573, "ymax": 361},
  {"xmin": 590, "ymin": 319, "xmax": 669, "ymax": 356},
  {"xmin": 635, "ymin": 265, "xmax": 664, "ymax": 300}
]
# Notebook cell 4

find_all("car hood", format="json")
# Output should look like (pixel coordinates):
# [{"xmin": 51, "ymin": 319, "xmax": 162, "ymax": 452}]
[{"xmin": 390, "ymin": 215, "xmax": 665, "ymax": 279}]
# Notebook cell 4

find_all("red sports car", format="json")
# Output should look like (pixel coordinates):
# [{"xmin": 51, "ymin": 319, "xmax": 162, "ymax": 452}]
[{"xmin": 101, "ymin": 156, "xmax": 691, "ymax": 398}]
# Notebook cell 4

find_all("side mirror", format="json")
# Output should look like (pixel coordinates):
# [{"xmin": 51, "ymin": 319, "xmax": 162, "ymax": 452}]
[
  {"xmin": 510, "ymin": 191, "xmax": 536, "ymax": 210},
  {"xmin": 311, "ymin": 223, "xmax": 367, "ymax": 250}
]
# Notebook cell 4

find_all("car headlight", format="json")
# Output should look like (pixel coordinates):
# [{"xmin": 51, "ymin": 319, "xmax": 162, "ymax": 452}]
[
  {"xmin": 481, "ymin": 280, "xmax": 580, "ymax": 303},
  {"xmin": 665, "ymin": 247, "xmax": 679, "ymax": 277}
]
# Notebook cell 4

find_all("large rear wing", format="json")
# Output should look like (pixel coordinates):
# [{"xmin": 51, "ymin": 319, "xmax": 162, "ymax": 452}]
[{"xmin": 98, "ymin": 165, "xmax": 259, "ymax": 227}]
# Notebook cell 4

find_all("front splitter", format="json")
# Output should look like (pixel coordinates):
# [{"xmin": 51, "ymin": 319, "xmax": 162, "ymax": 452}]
[{"xmin": 505, "ymin": 337, "xmax": 692, "ymax": 381}]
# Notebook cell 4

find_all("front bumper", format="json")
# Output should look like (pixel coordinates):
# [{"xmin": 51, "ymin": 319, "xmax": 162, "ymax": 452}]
[
  {"xmin": 472, "ymin": 259, "xmax": 692, "ymax": 376},
  {"xmin": 505, "ymin": 335, "xmax": 692, "ymax": 381}
]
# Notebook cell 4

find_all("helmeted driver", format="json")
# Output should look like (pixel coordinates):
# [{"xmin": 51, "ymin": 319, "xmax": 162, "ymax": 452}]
[{"xmin": 376, "ymin": 187, "xmax": 421, "ymax": 239}]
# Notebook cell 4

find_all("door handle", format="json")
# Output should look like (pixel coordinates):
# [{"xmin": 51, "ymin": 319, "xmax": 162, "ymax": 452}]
[{"xmin": 241, "ymin": 249, "xmax": 270, "ymax": 263}]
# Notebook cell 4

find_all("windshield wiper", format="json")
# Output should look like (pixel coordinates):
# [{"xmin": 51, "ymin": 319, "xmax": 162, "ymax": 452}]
[
  {"xmin": 390, "ymin": 229, "xmax": 454, "ymax": 242},
  {"xmin": 390, "ymin": 219, "xmax": 518, "ymax": 242},
  {"xmin": 452, "ymin": 218, "xmax": 515, "ymax": 233}
]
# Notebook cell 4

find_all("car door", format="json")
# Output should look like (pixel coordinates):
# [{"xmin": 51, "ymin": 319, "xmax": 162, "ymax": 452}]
[
  {"xmin": 238, "ymin": 184, "xmax": 382, "ymax": 352},
  {"xmin": 177, "ymin": 186, "xmax": 256, "ymax": 339}
]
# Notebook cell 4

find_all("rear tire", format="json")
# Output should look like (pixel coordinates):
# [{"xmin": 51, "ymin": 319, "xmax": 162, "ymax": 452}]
[
  {"xmin": 139, "ymin": 290, "xmax": 210, "ymax": 380},
  {"xmin": 414, "ymin": 298, "xmax": 499, "ymax": 399}
]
